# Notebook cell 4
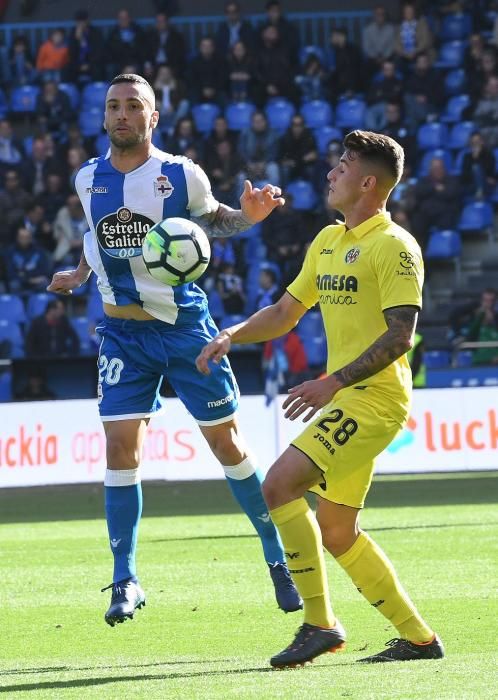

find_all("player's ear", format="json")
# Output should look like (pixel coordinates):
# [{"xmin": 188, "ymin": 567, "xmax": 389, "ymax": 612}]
[
  {"xmin": 150, "ymin": 110, "xmax": 159, "ymax": 129},
  {"xmin": 362, "ymin": 174, "xmax": 376, "ymax": 192}
]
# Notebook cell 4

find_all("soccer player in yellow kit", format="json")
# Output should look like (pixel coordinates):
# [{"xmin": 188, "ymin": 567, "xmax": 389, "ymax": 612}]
[{"xmin": 197, "ymin": 130, "xmax": 445, "ymax": 667}]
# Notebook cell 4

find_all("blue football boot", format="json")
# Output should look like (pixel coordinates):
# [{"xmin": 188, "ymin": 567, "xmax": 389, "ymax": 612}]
[
  {"xmin": 269, "ymin": 563, "xmax": 303, "ymax": 613},
  {"xmin": 101, "ymin": 578, "xmax": 146, "ymax": 627}
]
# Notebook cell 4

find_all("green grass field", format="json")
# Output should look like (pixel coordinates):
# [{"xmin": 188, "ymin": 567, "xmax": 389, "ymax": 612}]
[{"xmin": 0, "ymin": 473, "xmax": 496, "ymax": 699}]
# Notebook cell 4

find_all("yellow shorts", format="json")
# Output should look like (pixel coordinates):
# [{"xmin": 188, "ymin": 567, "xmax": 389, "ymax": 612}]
[{"xmin": 291, "ymin": 387, "xmax": 404, "ymax": 509}]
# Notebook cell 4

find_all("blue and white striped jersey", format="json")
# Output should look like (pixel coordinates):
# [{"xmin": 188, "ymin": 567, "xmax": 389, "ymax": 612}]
[{"xmin": 76, "ymin": 145, "xmax": 218, "ymax": 324}]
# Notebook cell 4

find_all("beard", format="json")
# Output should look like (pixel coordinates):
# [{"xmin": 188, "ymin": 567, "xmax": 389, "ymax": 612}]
[{"xmin": 109, "ymin": 128, "xmax": 146, "ymax": 149}]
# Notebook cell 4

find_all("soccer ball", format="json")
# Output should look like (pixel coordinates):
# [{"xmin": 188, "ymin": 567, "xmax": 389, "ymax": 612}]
[{"xmin": 142, "ymin": 217, "xmax": 211, "ymax": 286}]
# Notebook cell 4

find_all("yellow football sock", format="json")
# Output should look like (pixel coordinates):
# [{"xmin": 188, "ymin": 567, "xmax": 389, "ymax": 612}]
[
  {"xmin": 270, "ymin": 498, "xmax": 335, "ymax": 628},
  {"xmin": 336, "ymin": 531, "xmax": 433, "ymax": 643}
]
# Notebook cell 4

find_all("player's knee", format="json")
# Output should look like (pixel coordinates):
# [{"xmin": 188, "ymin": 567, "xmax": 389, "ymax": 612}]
[
  {"xmin": 319, "ymin": 522, "xmax": 358, "ymax": 558},
  {"xmin": 106, "ymin": 436, "xmax": 140, "ymax": 468},
  {"xmin": 262, "ymin": 470, "xmax": 284, "ymax": 510},
  {"xmin": 205, "ymin": 429, "xmax": 243, "ymax": 465}
]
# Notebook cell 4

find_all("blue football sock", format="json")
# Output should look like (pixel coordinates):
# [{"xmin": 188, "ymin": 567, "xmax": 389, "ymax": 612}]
[
  {"xmin": 224, "ymin": 463, "xmax": 285, "ymax": 565},
  {"xmin": 105, "ymin": 483, "xmax": 142, "ymax": 583}
]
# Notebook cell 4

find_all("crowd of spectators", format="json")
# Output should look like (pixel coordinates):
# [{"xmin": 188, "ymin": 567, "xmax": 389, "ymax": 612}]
[{"xmin": 0, "ymin": 0, "xmax": 497, "ymax": 373}]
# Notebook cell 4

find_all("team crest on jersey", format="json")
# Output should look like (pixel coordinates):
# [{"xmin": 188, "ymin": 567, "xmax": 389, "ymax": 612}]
[
  {"xmin": 154, "ymin": 175, "xmax": 174, "ymax": 199},
  {"xmin": 345, "ymin": 247, "xmax": 360, "ymax": 264}
]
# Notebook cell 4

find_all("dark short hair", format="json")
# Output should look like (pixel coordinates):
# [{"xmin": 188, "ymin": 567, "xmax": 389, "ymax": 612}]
[
  {"xmin": 109, "ymin": 73, "xmax": 155, "ymax": 105},
  {"xmin": 343, "ymin": 130, "xmax": 404, "ymax": 187}
]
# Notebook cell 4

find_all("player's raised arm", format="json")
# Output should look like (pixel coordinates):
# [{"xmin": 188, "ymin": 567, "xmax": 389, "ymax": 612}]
[
  {"xmin": 195, "ymin": 292, "xmax": 307, "ymax": 375},
  {"xmin": 196, "ymin": 180, "xmax": 285, "ymax": 238}
]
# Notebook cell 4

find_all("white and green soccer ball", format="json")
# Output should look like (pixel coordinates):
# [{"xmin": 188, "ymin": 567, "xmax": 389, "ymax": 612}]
[{"xmin": 142, "ymin": 217, "xmax": 211, "ymax": 286}]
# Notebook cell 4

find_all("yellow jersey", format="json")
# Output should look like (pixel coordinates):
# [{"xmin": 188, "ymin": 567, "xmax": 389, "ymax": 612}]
[{"xmin": 287, "ymin": 211, "xmax": 424, "ymax": 422}]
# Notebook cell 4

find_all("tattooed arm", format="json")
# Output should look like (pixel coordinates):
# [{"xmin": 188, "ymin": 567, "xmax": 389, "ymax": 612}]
[
  {"xmin": 332, "ymin": 305, "xmax": 418, "ymax": 386},
  {"xmin": 282, "ymin": 305, "xmax": 419, "ymax": 422},
  {"xmin": 196, "ymin": 180, "xmax": 285, "ymax": 238}
]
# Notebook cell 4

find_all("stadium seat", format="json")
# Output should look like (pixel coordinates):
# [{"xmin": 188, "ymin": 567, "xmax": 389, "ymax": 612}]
[
  {"xmin": 425, "ymin": 229, "xmax": 462, "ymax": 283},
  {"xmin": 314, "ymin": 125, "xmax": 342, "ymax": 155},
  {"xmin": 26, "ymin": 293, "xmax": 55, "ymax": 320},
  {"xmin": 447, "ymin": 121, "xmax": 474, "ymax": 150},
  {"xmin": 304, "ymin": 335, "xmax": 327, "ymax": 367},
  {"xmin": 300, "ymin": 99, "xmax": 333, "ymax": 129},
  {"xmin": 0, "ymin": 294, "xmax": 26, "ymax": 324},
  {"xmin": 435, "ymin": 41, "xmax": 465, "ymax": 69},
  {"xmin": 0, "ymin": 320, "xmax": 24, "ymax": 358},
  {"xmin": 0, "ymin": 88, "xmax": 7, "ymax": 119},
  {"xmin": 423, "ymin": 350, "xmax": 451, "ymax": 369},
  {"xmin": 265, "ymin": 98, "xmax": 295, "ymax": 133},
  {"xmin": 440, "ymin": 12, "xmax": 472, "ymax": 41},
  {"xmin": 71, "ymin": 317, "xmax": 93, "ymax": 354},
  {"xmin": 58, "ymin": 82, "xmax": 80, "ymax": 110},
  {"xmin": 95, "ymin": 133, "xmax": 110, "ymax": 156},
  {"xmin": 82, "ymin": 81, "xmax": 108, "ymax": 110},
  {"xmin": 416, "ymin": 123, "xmax": 449, "ymax": 151},
  {"xmin": 86, "ymin": 293, "xmax": 104, "ymax": 324},
  {"xmin": 206, "ymin": 290, "xmax": 224, "ymax": 321},
  {"xmin": 192, "ymin": 103, "xmax": 220, "ymax": 134},
  {"xmin": 0, "ymin": 370, "xmax": 12, "ymax": 401},
  {"xmin": 444, "ymin": 69, "xmax": 467, "ymax": 96},
  {"xmin": 79, "ymin": 108, "xmax": 104, "ymax": 137},
  {"xmin": 243, "ymin": 235, "xmax": 267, "ymax": 264},
  {"xmin": 417, "ymin": 149, "xmax": 453, "ymax": 178},
  {"xmin": 335, "ymin": 98, "xmax": 366, "ymax": 129},
  {"xmin": 225, "ymin": 102, "xmax": 256, "ymax": 131},
  {"xmin": 297, "ymin": 312, "xmax": 324, "ymax": 342},
  {"xmin": 10, "ymin": 85, "xmax": 40, "ymax": 113},
  {"xmin": 451, "ymin": 148, "xmax": 467, "ymax": 175},
  {"xmin": 458, "ymin": 200, "xmax": 494, "ymax": 233},
  {"xmin": 286, "ymin": 179, "xmax": 317, "ymax": 211},
  {"xmin": 441, "ymin": 95, "xmax": 471, "ymax": 124},
  {"xmin": 299, "ymin": 45, "xmax": 326, "ymax": 66},
  {"xmin": 455, "ymin": 350, "xmax": 473, "ymax": 367}
]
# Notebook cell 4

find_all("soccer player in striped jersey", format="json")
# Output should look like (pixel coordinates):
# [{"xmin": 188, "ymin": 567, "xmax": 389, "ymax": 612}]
[
  {"xmin": 197, "ymin": 130, "xmax": 444, "ymax": 666},
  {"xmin": 47, "ymin": 73, "xmax": 301, "ymax": 625}
]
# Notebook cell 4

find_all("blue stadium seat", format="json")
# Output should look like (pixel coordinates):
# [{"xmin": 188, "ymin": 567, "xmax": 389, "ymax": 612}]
[
  {"xmin": 458, "ymin": 201, "xmax": 494, "ymax": 232},
  {"xmin": 297, "ymin": 312, "xmax": 324, "ymax": 342},
  {"xmin": 265, "ymin": 98, "xmax": 295, "ymax": 133},
  {"xmin": 0, "ymin": 320, "xmax": 24, "ymax": 358},
  {"xmin": 244, "ymin": 236, "xmax": 267, "ymax": 264},
  {"xmin": 71, "ymin": 316, "xmax": 93, "ymax": 354},
  {"xmin": 10, "ymin": 85, "xmax": 40, "ymax": 113},
  {"xmin": 0, "ymin": 370, "xmax": 12, "ymax": 401},
  {"xmin": 425, "ymin": 229, "xmax": 461, "ymax": 259},
  {"xmin": 417, "ymin": 149, "xmax": 453, "ymax": 178},
  {"xmin": 0, "ymin": 88, "xmax": 7, "ymax": 119},
  {"xmin": 447, "ymin": 121, "xmax": 474, "ymax": 150},
  {"xmin": 0, "ymin": 294, "xmax": 26, "ymax": 324},
  {"xmin": 441, "ymin": 95, "xmax": 471, "ymax": 124},
  {"xmin": 423, "ymin": 350, "xmax": 451, "ymax": 369},
  {"xmin": 444, "ymin": 69, "xmax": 467, "ymax": 96},
  {"xmin": 455, "ymin": 350, "xmax": 473, "ymax": 367},
  {"xmin": 95, "ymin": 133, "xmax": 110, "ymax": 156},
  {"xmin": 452, "ymin": 148, "xmax": 467, "ymax": 175},
  {"xmin": 335, "ymin": 98, "xmax": 366, "ymax": 129},
  {"xmin": 304, "ymin": 335, "xmax": 327, "ymax": 367},
  {"xmin": 299, "ymin": 45, "xmax": 326, "ymax": 66},
  {"xmin": 435, "ymin": 41, "xmax": 465, "ymax": 69},
  {"xmin": 300, "ymin": 100, "xmax": 333, "ymax": 129},
  {"xmin": 225, "ymin": 102, "xmax": 256, "ymax": 131},
  {"xmin": 26, "ymin": 293, "xmax": 55, "ymax": 320},
  {"xmin": 286, "ymin": 179, "xmax": 317, "ymax": 211},
  {"xmin": 82, "ymin": 81, "xmax": 108, "ymax": 110},
  {"xmin": 314, "ymin": 125, "xmax": 343, "ymax": 155},
  {"xmin": 86, "ymin": 293, "xmax": 104, "ymax": 324},
  {"xmin": 416, "ymin": 123, "xmax": 449, "ymax": 150},
  {"xmin": 192, "ymin": 103, "xmax": 220, "ymax": 134},
  {"xmin": 79, "ymin": 108, "xmax": 104, "ymax": 137},
  {"xmin": 440, "ymin": 13, "xmax": 472, "ymax": 41},
  {"xmin": 58, "ymin": 82, "xmax": 80, "ymax": 110}
]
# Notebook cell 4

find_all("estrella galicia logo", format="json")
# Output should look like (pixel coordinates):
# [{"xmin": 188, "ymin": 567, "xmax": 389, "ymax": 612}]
[
  {"xmin": 96, "ymin": 207, "xmax": 154, "ymax": 258},
  {"xmin": 399, "ymin": 251, "xmax": 414, "ymax": 269},
  {"xmin": 345, "ymin": 247, "xmax": 360, "ymax": 264}
]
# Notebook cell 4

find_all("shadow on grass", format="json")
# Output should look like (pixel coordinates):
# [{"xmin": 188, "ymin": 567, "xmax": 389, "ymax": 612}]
[
  {"xmin": 0, "ymin": 659, "xmax": 224, "ymax": 677},
  {"xmin": 0, "ymin": 474, "xmax": 496, "ymax": 524}
]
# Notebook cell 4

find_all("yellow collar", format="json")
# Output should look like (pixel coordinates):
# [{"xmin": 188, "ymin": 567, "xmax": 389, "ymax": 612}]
[{"xmin": 336, "ymin": 211, "xmax": 392, "ymax": 239}]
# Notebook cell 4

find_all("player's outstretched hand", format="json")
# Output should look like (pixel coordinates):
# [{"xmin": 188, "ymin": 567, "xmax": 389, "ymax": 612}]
[
  {"xmin": 47, "ymin": 269, "xmax": 85, "ymax": 295},
  {"xmin": 196, "ymin": 333, "xmax": 232, "ymax": 375},
  {"xmin": 240, "ymin": 179, "xmax": 285, "ymax": 224},
  {"xmin": 282, "ymin": 376, "xmax": 341, "ymax": 422}
]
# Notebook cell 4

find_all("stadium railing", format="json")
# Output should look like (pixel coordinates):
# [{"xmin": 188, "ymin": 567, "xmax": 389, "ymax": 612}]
[{"xmin": 0, "ymin": 11, "xmax": 371, "ymax": 56}]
